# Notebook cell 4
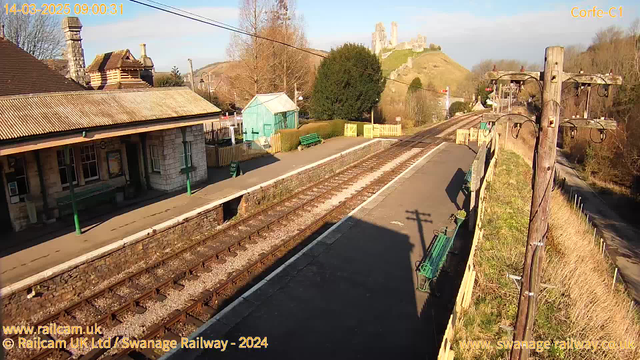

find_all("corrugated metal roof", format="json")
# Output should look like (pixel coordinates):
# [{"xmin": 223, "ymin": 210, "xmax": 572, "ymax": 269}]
[
  {"xmin": 243, "ymin": 92, "xmax": 297, "ymax": 115},
  {"xmin": 0, "ymin": 87, "xmax": 221, "ymax": 141}
]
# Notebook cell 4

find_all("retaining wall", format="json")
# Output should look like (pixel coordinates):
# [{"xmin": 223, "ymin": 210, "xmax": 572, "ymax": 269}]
[{"xmin": 2, "ymin": 139, "xmax": 392, "ymax": 326}]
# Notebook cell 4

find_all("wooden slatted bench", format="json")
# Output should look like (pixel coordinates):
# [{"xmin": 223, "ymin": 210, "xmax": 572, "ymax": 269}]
[
  {"xmin": 56, "ymin": 183, "xmax": 117, "ymax": 215},
  {"xmin": 416, "ymin": 220, "xmax": 463, "ymax": 292},
  {"xmin": 462, "ymin": 168, "xmax": 472, "ymax": 194},
  {"xmin": 299, "ymin": 133, "xmax": 322, "ymax": 148}
]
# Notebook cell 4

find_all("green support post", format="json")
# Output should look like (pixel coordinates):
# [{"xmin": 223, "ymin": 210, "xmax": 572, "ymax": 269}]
[
  {"xmin": 181, "ymin": 128, "xmax": 191, "ymax": 196},
  {"xmin": 64, "ymin": 146, "xmax": 81, "ymax": 235}
]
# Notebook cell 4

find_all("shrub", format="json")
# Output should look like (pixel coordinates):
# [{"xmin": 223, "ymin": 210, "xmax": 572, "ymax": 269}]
[
  {"xmin": 278, "ymin": 120, "xmax": 348, "ymax": 151},
  {"xmin": 449, "ymin": 101, "xmax": 470, "ymax": 117},
  {"xmin": 311, "ymin": 43, "xmax": 385, "ymax": 120}
]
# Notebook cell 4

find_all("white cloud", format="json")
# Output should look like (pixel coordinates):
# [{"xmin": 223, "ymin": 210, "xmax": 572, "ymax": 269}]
[
  {"xmin": 82, "ymin": 7, "xmax": 238, "ymax": 71},
  {"xmin": 406, "ymin": 6, "xmax": 637, "ymax": 68}
]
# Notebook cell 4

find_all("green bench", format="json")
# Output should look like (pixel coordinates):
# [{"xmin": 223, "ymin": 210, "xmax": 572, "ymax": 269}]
[
  {"xmin": 230, "ymin": 161, "xmax": 243, "ymax": 178},
  {"xmin": 56, "ymin": 183, "xmax": 117, "ymax": 215},
  {"xmin": 299, "ymin": 133, "xmax": 322, "ymax": 148},
  {"xmin": 416, "ymin": 223, "xmax": 461, "ymax": 292},
  {"xmin": 462, "ymin": 169, "xmax": 472, "ymax": 194}
]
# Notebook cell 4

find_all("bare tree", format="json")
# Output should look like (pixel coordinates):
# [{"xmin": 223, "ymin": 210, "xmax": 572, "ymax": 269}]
[
  {"xmin": 227, "ymin": 0, "xmax": 270, "ymax": 99},
  {"xmin": 0, "ymin": 1, "xmax": 64, "ymax": 59},
  {"xmin": 226, "ymin": 0, "xmax": 312, "ymax": 104},
  {"xmin": 262, "ymin": 0, "xmax": 311, "ymax": 100}
]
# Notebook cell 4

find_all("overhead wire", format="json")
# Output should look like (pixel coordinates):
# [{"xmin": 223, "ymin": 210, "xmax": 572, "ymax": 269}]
[{"xmin": 128, "ymin": 0, "xmax": 442, "ymax": 95}]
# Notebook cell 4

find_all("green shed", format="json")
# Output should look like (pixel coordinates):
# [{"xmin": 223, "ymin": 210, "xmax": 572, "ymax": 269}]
[{"xmin": 241, "ymin": 92, "xmax": 298, "ymax": 142}]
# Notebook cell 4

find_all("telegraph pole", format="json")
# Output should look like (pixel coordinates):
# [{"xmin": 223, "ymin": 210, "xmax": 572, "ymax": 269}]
[
  {"xmin": 187, "ymin": 58, "xmax": 195, "ymax": 91},
  {"xmin": 486, "ymin": 47, "xmax": 622, "ymax": 360},
  {"xmin": 510, "ymin": 46, "xmax": 563, "ymax": 360}
]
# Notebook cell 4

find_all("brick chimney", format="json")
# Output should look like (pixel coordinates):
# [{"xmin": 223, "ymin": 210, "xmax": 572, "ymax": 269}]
[
  {"xmin": 139, "ymin": 43, "xmax": 155, "ymax": 86},
  {"xmin": 62, "ymin": 17, "xmax": 86, "ymax": 86}
]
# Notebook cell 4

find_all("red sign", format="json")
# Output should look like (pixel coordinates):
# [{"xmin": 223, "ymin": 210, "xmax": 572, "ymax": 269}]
[{"xmin": 440, "ymin": 89, "xmax": 448, "ymax": 93}]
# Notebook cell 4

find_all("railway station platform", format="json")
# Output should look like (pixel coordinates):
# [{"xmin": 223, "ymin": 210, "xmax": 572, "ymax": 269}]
[
  {"xmin": 0, "ymin": 137, "xmax": 371, "ymax": 290},
  {"xmin": 168, "ymin": 142, "xmax": 477, "ymax": 360}
]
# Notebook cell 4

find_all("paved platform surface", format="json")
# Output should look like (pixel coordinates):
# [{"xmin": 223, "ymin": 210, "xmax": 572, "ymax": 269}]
[
  {"xmin": 0, "ymin": 137, "xmax": 370, "ymax": 288},
  {"xmin": 556, "ymin": 153, "xmax": 640, "ymax": 303},
  {"xmin": 169, "ymin": 143, "xmax": 476, "ymax": 360}
]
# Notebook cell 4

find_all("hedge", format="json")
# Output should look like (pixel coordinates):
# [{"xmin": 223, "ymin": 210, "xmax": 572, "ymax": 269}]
[{"xmin": 278, "ymin": 119, "xmax": 371, "ymax": 151}]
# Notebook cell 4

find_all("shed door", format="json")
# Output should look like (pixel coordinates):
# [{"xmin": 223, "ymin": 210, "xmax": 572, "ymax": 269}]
[{"xmin": 263, "ymin": 124, "xmax": 273, "ymax": 137}]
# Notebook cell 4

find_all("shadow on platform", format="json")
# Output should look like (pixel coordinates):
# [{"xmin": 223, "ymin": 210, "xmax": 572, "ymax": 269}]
[
  {"xmin": 180, "ymin": 216, "xmax": 472, "ymax": 359},
  {"xmin": 0, "ymin": 154, "xmax": 281, "ymax": 258}
]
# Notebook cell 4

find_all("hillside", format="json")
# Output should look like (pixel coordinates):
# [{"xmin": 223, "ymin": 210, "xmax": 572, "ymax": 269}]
[
  {"xmin": 384, "ymin": 51, "xmax": 469, "ymax": 96},
  {"xmin": 378, "ymin": 50, "xmax": 470, "ymax": 123},
  {"xmin": 194, "ymin": 48, "xmax": 327, "ymax": 78},
  {"xmin": 190, "ymin": 48, "xmax": 327, "ymax": 107}
]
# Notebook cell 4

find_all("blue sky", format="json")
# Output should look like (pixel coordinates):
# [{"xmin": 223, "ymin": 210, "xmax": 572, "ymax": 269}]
[{"xmin": 26, "ymin": 0, "xmax": 639, "ymax": 71}]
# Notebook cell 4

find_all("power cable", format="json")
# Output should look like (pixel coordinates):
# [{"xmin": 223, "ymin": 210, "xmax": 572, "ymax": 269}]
[{"xmin": 128, "ymin": 0, "xmax": 442, "ymax": 95}]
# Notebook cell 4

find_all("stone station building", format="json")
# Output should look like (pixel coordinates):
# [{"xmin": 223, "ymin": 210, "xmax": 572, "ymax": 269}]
[{"xmin": 0, "ymin": 88, "xmax": 221, "ymax": 233}]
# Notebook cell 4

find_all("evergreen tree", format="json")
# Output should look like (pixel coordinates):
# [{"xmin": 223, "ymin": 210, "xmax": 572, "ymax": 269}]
[
  {"xmin": 311, "ymin": 43, "xmax": 385, "ymax": 120},
  {"xmin": 408, "ymin": 77, "xmax": 423, "ymax": 93}
]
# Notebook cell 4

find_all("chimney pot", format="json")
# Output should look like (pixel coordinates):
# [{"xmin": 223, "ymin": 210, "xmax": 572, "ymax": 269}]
[{"xmin": 140, "ymin": 43, "xmax": 147, "ymax": 57}]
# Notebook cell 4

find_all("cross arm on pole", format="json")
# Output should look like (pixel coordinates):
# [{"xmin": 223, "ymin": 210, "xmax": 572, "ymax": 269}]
[
  {"xmin": 563, "ymin": 73, "xmax": 622, "ymax": 85},
  {"xmin": 486, "ymin": 71, "xmax": 622, "ymax": 85},
  {"xmin": 485, "ymin": 71, "xmax": 540, "ymax": 82}
]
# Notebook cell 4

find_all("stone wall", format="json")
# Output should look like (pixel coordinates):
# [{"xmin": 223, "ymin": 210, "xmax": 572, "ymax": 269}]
[
  {"xmin": 1, "ymin": 139, "xmax": 391, "ymax": 325},
  {"xmin": 1, "ymin": 137, "xmax": 131, "ymax": 231},
  {"xmin": 2, "ymin": 203, "xmax": 224, "ymax": 325},
  {"xmin": 147, "ymin": 125, "xmax": 207, "ymax": 192}
]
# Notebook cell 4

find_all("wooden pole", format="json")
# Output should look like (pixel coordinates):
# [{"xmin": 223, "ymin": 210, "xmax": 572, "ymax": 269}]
[
  {"xmin": 510, "ymin": 46, "xmax": 564, "ymax": 360},
  {"xmin": 188, "ymin": 58, "xmax": 195, "ymax": 91}
]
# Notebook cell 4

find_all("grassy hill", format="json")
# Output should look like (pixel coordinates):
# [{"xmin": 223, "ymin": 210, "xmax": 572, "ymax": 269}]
[
  {"xmin": 379, "ymin": 50, "xmax": 470, "ymax": 123},
  {"xmin": 384, "ymin": 51, "xmax": 469, "ymax": 94},
  {"xmin": 382, "ymin": 49, "xmax": 429, "ymax": 77},
  {"xmin": 195, "ymin": 48, "xmax": 327, "ymax": 78}
]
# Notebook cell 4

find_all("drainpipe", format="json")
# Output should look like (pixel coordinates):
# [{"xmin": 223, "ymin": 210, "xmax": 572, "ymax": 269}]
[
  {"xmin": 181, "ymin": 127, "xmax": 191, "ymax": 196},
  {"xmin": 34, "ymin": 150, "xmax": 50, "ymax": 219},
  {"xmin": 64, "ymin": 146, "xmax": 81, "ymax": 235}
]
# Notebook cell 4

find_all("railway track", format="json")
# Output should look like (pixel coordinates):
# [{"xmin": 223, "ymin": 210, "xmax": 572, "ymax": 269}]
[{"xmin": 5, "ymin": 113, "xmax": 482, "ymax": 360}]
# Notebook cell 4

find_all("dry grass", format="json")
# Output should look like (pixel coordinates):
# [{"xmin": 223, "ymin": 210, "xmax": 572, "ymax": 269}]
[
  {"xmin": 453, "ymin": 150, "xmax": 640, "ymax": 360},
  {"xmin": 588, "ymin": 178, "xmax": 634, "ymax": 197},
  {"xmin": 546, "ymin": 192, "xmax": 640, "ymax": 359}
]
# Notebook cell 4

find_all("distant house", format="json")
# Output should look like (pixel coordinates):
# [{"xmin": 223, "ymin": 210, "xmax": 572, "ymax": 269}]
[
  {"xmin": 242, "ymin": 93, "xmax": 298, "ymax": 142},
  {"xmin": 86, "ymin": 46, "xmax": 154, "ymax": 90},
  {"xmin": 0, "ymin": 88, "xmax": 221, "ymax": 233}
]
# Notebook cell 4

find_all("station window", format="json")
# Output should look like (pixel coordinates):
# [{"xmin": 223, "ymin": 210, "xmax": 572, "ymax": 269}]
[
  {"xmin": 57, "ymin": 149, "xmax": 78, "ymax": 187},
  {"xmin": 80, "ymin": 144, "xmax": 100, "ymax": 181},
  {"xmin": 6, "ymin": 156, "xmax": 29, "ymax": 203},
  {"xmin": 179, "ymin": 142, "xmax": 192, "ymax": 169},
  {"xmin": 150, "ymin": 145, "xmax": 162, "ymax": 172}
]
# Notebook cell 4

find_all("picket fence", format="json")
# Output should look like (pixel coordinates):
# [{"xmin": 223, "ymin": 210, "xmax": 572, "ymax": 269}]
[
  {"xmin": 363, "ymin": 124, "xmax": 402, "ymax": 138},
  {"xmin": 208, "ymin": 133, "xmax": 281, "ymax": 167}
]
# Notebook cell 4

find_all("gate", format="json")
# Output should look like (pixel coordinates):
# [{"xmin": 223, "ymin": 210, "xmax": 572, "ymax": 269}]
[{"xmin": 344, "ymin": 123, "xmax": 357, "ymax": 137}]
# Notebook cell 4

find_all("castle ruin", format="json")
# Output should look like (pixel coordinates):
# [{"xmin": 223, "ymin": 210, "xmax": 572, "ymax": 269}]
[{"xmin": 371, "ymin": 22, "xmax": 426, "ymax": 55}]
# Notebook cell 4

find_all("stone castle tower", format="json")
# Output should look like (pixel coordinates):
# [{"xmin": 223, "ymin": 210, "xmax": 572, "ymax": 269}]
[
  {"xmin": 371, "ymin": 22, "xmax": 399, "ymax": 55},
  {"xmin": 62, "ymin": 17, "xmax": 86, "ymax": 86},
  {"xmin": 390, "ymin": 22, "xmax": 398, "ymax": 48},
  {"xmin": 371, "ymin": 22, "xmax": 387, "ymax": 55}
]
